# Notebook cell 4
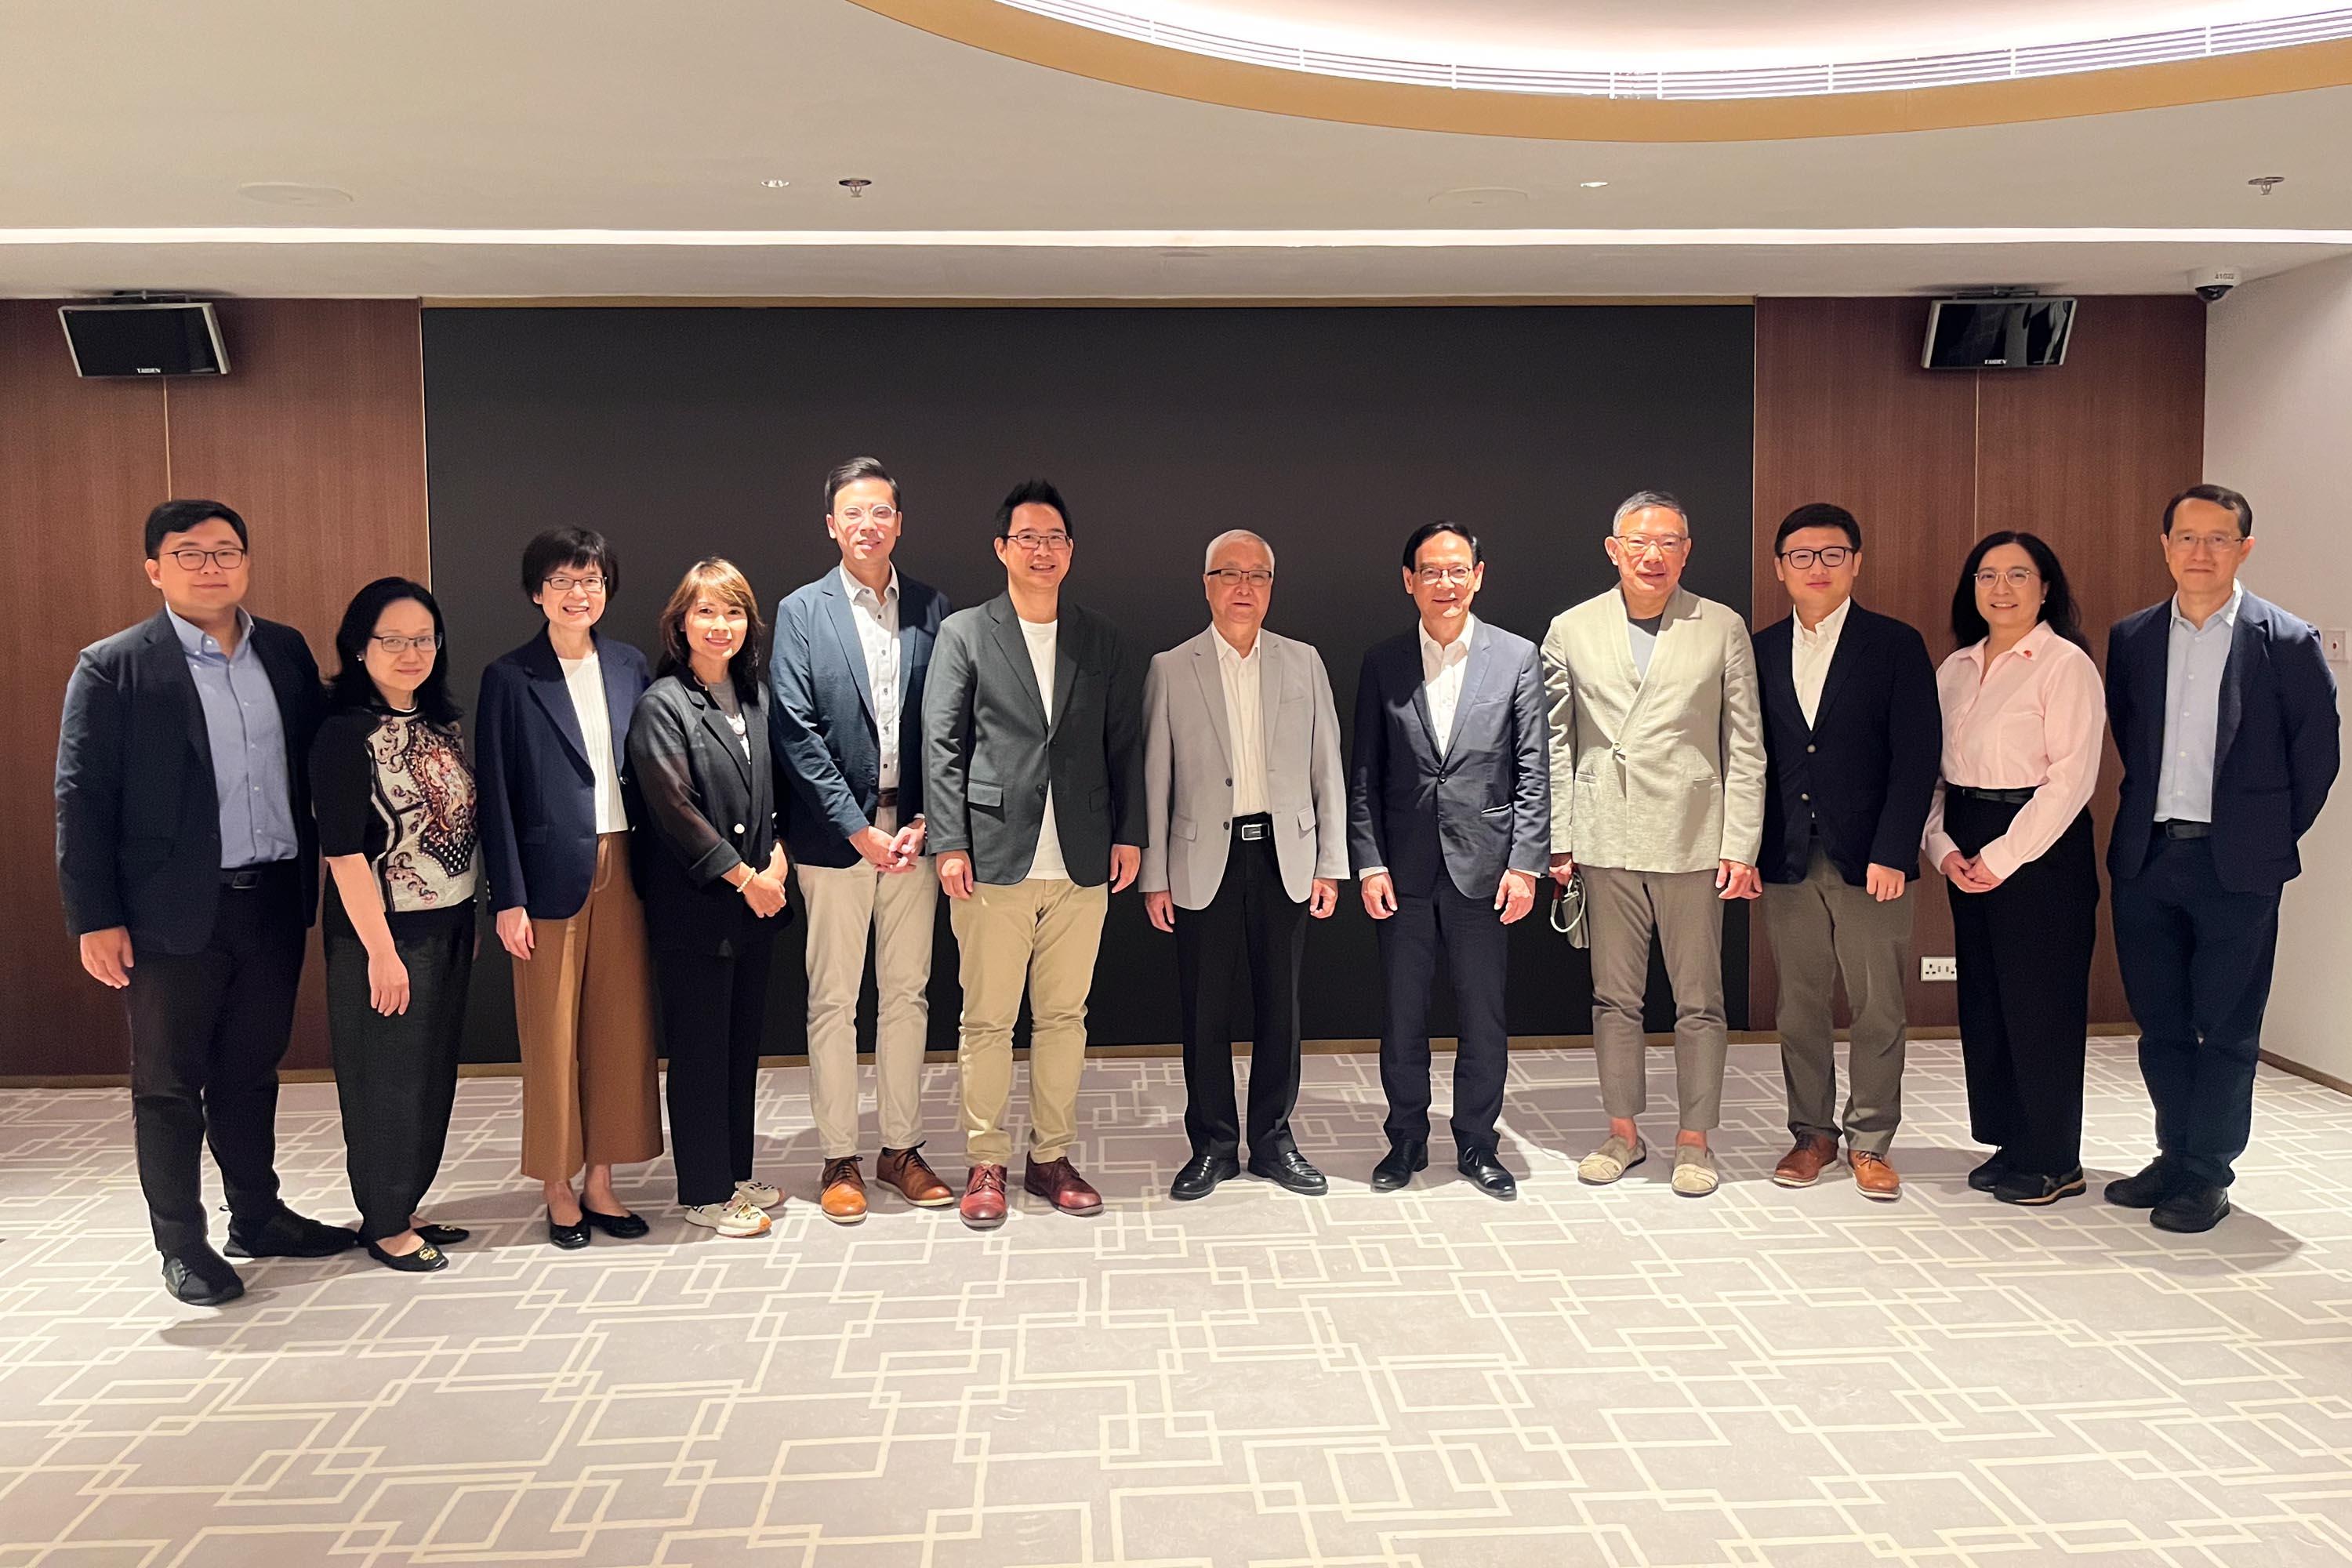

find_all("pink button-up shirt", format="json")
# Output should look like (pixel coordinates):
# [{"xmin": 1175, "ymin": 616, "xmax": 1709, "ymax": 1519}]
[{"xmin": 1922, "ymin": 619, "xmax": 2107, "ymax": 882}]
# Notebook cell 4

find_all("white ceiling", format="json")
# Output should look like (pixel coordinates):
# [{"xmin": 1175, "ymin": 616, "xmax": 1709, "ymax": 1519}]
[{"xmin": 0, "ymin": 0, "xmax": 2347, "ymax": 299}]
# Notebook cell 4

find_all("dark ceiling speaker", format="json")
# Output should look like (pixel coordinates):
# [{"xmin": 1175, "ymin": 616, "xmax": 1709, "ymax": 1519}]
[
  {"xmin": 59, "ymin": 301, "xmax": 230, "ymax": 378},
  {"xmin": 1921, "ymin": 296, "xmax": 2075, "ymax": 370}
]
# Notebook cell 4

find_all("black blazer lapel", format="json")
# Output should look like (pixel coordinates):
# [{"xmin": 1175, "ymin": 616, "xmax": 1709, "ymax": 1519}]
[
  {"xmin": 2215, "ymin": 604, "xmax": 2260, "ymax": 776},
  {"xmin": 1446, "ymin": 630, "xmax": 1501, "ymax": 757},
  {"xmin": 2131, "ymin": 612, "xmax": 2171, "ymax": 781},
  {"xmin": 521, "ymin": 628, "xmax": 593, "ymax": 775},
  {"xmin": 597, "ymin": 633, "xmax": 639, "ymax": 760},
  {"xmin": 1810, "ymin": 611, "xmax": 1863, "ymax": 732},
  {"xmin": 818, "ymin": 572, "xmax": 879, "ymax": 726},
  {"xmin": 142, "ymin": 612, "xmax": 212, "ymax": 768},
  {"xmin": 1754, "ymin": 621, "xmax": 1806, "ymax": 736},
  {"xmin": 695, "ymin": 684, "xmax": 755, "ymax": 788},
  {"xmin": 1402, "ymin": 641, "xmax": 1441, "ymax": 764}
]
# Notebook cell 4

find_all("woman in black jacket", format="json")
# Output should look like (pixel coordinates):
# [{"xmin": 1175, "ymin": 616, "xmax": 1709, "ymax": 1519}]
[{"xmin": 626, "ymin": 558, "xmax": 791, "ymax": 1238}]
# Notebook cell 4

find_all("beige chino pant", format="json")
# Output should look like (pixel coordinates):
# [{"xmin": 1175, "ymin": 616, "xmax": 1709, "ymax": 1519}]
[
  {"xmin": 796, "ymin": 808, "xmax": 937, "ymax": 1160},
  {"xmin": 1758, "ymin": 841, "xmax": 1914, "ymax": 1154},
  {"xmin": 948, "ymin": 877, "xmax": 1108, "ymax": 1167},
  {"xmin": 1584, "ymin": 864, "xmax": 1729, "ymax": 1132}
]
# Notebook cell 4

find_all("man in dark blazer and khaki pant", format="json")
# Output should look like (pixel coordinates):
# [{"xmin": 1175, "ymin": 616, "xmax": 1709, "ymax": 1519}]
[
  {"xmin": 1751, "ymin": 503, "xmax": 1941, "ymax": 1201},
  {"xmin": 2105, "ymin": 484, "xmax": 2339, "ymax": 1232},
  {"xmin": 924, "ymin": 479, "xmax": 1144, "ymax": 1229}
]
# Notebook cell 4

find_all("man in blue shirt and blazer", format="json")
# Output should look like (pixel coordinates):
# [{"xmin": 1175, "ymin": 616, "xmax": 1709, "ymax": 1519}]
[
  {"xmin": 2105, "ymin": 484, "xmax": 2339, "ymax": 1232},
  {"xmin": 770, "ymin": 457, "xmax": 956, "ymax": 1225},
  {"xmin": 1348, "ymin": 520, "xmax": 1549, "ymax": 1200},
  {"xmin": 55, "ymin": 499, "xmax": 356, "ymax": 1308}
]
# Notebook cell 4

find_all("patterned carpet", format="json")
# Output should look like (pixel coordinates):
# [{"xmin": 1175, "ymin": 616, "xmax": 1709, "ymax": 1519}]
[{"xmin": 3, "ymin": 1039, "xmax": 2351, "ymax": 1566}]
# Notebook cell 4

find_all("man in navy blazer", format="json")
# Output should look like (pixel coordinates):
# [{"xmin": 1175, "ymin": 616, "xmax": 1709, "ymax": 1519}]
[
  {"xmin": 2104, "ymin": 484, "xmax": 2339, "ymax": 1232},
  {"xmin": 1348, "ymin": 521, "xmax": 1548, "ymax": 1200},
  {"xmin": 770, "ymin": 457, "xmax": 956, "ymax": 1224},
  {"xmin": 55, "ymin": 499, "xmax": 354, "ymax": 1307},
  {"xmin": 1751, "ymin": 504, "xmax": 1940, "ymax": 1202}
]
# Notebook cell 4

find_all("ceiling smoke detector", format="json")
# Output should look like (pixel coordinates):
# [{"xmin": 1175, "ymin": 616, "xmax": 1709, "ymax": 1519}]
[{"xmin": 838, "ymin": 178, "xmax": 873, "ymax": 197}]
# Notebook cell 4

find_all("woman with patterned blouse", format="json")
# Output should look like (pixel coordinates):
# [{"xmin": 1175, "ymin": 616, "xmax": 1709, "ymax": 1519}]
[{"xmin": 312, "ymin": 578, "xmax": 483, "ymax": 1273}]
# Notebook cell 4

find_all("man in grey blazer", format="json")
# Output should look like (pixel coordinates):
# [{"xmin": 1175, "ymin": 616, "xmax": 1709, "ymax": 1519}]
[
  {"xmin": 1142, "ymin": 529, "xmax": 1348, "ymax": 1202},
  {"xmin": 924, "ymin": 479, "xmax": 1145, "ymax": 1229},
  {"xmin": 1544, "ymin": 490, "xmax": 1766, "ymax": 1198}
]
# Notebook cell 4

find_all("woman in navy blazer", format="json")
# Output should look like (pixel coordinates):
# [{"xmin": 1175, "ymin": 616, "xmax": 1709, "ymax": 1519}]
[{"xmin": 475, "ymin": 528, "xmax": 663, "ymax": 1249}]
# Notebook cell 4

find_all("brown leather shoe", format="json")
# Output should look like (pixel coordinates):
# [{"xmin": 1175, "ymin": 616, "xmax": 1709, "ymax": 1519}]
[
  {"xmin": 818, "ymin": 1156, "xmax": 867, "ymax": 1225},
  {"xmin": 1849, "ymin": 1148, "xmax": 1902, "ymax": 1201},
  {"xmin": 1773, "ymin": 1132, "xmax": 1840, "ymax": 1188},
  {"xmin": 877, "ymin": 1145, "xmax": 956, "ymax": 1208},
  {"xmin": 960, "ymin": 1164, "xmax": 1008, "ymax": 1229},
  {"xmin": 1022, "ymin": 1156, "xmax": 1104, "ymax": 1216}
]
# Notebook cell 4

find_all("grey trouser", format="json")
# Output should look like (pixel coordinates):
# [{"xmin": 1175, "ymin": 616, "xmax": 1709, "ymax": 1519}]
[
  {"xmin": 1759, "ymin": 841, "xmax": 1915, "ymax": 1154},
  {"xmin": 1586, "ymin": 866, "xmax": 1727, "ymax": 1131}
]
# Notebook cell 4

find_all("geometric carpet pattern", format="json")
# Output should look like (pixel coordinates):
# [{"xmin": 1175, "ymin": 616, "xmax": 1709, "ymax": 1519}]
[{"xmin": 4, "ymin": 1039, "xmax": 2352, "ymax": 1566}]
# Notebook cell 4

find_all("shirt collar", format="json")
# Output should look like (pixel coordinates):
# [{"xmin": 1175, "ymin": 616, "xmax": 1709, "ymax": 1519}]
[
  {"xmin": 1795, "ymin": 597, "xmax": 1853, "ymax": 646},
  {"xmin": 2170, "ymin": 580, "xmax": 2244, "ymax": 634},
  {"xmin": 1418, "ymin": 614, "xmax": 1477, "ymax": 666},
  {"xmin": 1965, "ymin": 617, "xmax": 2058, "ymax": 671},
  {"xmin": 1214, "ymin": 629, "xmax": 1261, "ymax": 666},
  {"xmin": 840, "ymin": 564, "xmax": 898, "ymax": 608},
  {"xmin": 166, "ymin": 606, "xmax": 252, "ymax": 659}
]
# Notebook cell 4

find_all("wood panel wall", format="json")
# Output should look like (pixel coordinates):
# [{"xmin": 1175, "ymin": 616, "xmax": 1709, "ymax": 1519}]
[
  {"xmin": 0, "ymin": 300, "xmax": 427, "ymax": 1079},
  {"xmin": 1750, "ymin": 296, "xmax": 2203, "ymax": 1030}
]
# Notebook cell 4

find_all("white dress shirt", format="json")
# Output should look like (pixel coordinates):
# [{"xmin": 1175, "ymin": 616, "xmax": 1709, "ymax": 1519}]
[
  {"xmin": 1791, "ymin": 596, "xmax": 1852, "ymax": 729},
  {"xmin": 1021, "ymin": 616, "xmax": 1069, "ymax": 880},
  {"xmin": 1216, "ymin": 630, "xmax": 1269, "ymax": 815},
  {"xmin": 2155, "ymin": 582, "xmax": 2241, "ymax": 825},
  {"xmin": 1418, "ymin": 615, "xmax": 1478, "ymax": 757},
  {"xmin": 557, "ymin": 648, "xmax": 629, "ymax": 834},
  {"xmin": 840, "ymin": 565, "xmax": 904, "ymax": 793}
]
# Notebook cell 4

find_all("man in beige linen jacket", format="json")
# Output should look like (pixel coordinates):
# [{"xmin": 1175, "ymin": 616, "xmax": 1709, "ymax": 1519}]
[{"xmin": 1543, "ymin": 489, "xmax": 1766, "ymax": 1198}]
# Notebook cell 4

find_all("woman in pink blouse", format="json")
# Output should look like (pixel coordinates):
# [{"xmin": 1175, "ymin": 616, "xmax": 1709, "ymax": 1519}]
[{"xmin": 1925, "ymin": 531, "xmax": 2106, "ymax": 1206}]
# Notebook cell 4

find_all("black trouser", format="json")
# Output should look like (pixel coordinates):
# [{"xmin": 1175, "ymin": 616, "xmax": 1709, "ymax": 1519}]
[
  {"xmin": 2113, "ymin": 830, "xmax": 2280, "ymax": 1189},
  {"xmin": 1944, "ymin": 796, "xmax": 2099, "ymax": 1176},
  {"xmin": 1377, "ymin": 873, "xmax": 1510, "ymax": 1150},
  {"xmin": 1174, "ymin": 818, "xmax": 1309, "ymax": 1161},
  {"xmin": 122, "ymin": 862, "xmax": 307, "ymax": 1256},
  {"xmin": 655, "ymin": 934, "xmax": 777, "ymax": 1207},
  {"xmin": 325, "ymin": 922, "xmax": 474, "ymax": 1243}
]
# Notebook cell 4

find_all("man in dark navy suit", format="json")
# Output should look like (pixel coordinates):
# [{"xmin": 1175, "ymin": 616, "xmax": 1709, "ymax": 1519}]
[
  {"xmin": 2105, "ymin": 484, "xmax": 2339, "ymax": 1232},
  {"xmin": 55, "ymin": 500, "xmax": 356, "ymax": 1307},
  {"xmin": 1751, "ymin": 503, "xmax": 1940, "ymax": 1203},
  {"xmin": 1347, "ymin": 520, "xmax": 1548, "ymax": 1200}
]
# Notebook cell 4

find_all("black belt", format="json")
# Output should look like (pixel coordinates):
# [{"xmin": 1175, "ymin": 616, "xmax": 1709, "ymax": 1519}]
[
  {"xmin": 1950, "ymin": 785, "xmax": 2036, "ymax": 804},
  {"xmin": 2158, "ymin": 819, "xmax": 2213, "ymax": 840},
  {"xmin": 220, "ymin": 861, "xmax": 294, "ymax": 890},
  {"xmin": 1232, "ymin": 812, "xmax": 1272, "ymax": 843},
  {"xmin": 876, "ymin": 788, "xmax": 898, "ymax": 810}
]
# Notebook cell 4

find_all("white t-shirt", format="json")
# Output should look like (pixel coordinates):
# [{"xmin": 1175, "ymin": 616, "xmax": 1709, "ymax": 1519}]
[
  {"xmin": 1021, "ymin": 616, "xmax": 1069, "ymax": 881},
  {"xmin": 559, "ymin": 649, "xmax": 628, "ymax": 834}
]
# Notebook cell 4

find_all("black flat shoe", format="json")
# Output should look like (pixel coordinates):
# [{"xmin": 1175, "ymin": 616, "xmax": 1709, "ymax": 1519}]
[
  {"xmin": 162, "ymin": 1247, "xmax": 245, "ymax": 1306},
  {"xmin": 1992, "ymin": 1167, "xmax": 2087, "ymax": 1207},
  {"xmin": 1370, "ymin": 1139, "xmax": 1428, "ymax": 1193},
  {"xmin": 1247, "ymin": 1147, "xmax": 1328, "ymax": 1196},
  {"xmin": 365, "ymin": 1239, "xmax": 448, "ymax": 1273},
  {"xmin": 581, "ymin": 1207, "xmax": 649, "ymax": 1239},
  {"xmin": 225, "ymin": 1209, "xmax": 361, "ymax": 1259},
  {"xmin": 547, "ymin": 1215, "xmax": 591, "ymax": 1250},
  {"xmin": 416, "ymin": 1223, "xmax": 470, "ymax": 1247},
  {"xmin": 1965, "ymin": 1150, "xmax": 2014, "ymax": 1193},
  {"xmin": 1171, "ymin": 1150, "xmax": 1240, "ymax": 1201},
  {"xmin": 2104, "ymin": 1160, "xmax": 2177, "ymax": 1209},
  {"xmin": 2151, "ymin": 1183, "xmax": 2231, "ymax": 1233},
  {"xmin": 1456, "ymin": 1145, "xmax": 1519, "ymax": 1200}
]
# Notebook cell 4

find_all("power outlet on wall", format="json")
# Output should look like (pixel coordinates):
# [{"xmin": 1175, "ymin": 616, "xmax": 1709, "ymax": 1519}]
[
  {"xmin": 2323, "ymin": 629, "xmax": 2348, "ymax": 664},
  {"xmin": 1920, "ymin": 956, "xmax": 1958, "ymax": 982}
]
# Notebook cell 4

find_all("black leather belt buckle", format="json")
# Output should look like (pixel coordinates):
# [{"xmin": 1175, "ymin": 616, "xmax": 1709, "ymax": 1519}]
[
  {"xmin": 221, "ymin": 868, "xmax": 265, "ymax": 891},
  {"xmin": 1238, "ymin": 822, "xmax": 1269, "ymax": 842},
  {"xmin": 2159, "ymin": 819, "xmax": 2213, "ymax": 840}
]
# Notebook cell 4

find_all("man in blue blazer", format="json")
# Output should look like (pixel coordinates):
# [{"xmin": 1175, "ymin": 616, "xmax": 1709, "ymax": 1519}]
[
  {"xmin": 55, "ymin": 499, "xmax": 355, "ymax": 1307},
  {"xmin": 2105, "ymin": 484, "xmax": 2340, "ymax": 1232},
  {"xmin": 1348, "ymin": 521, "xmax": 1549, "ymax": 1200},
  {"xmin": 770, "ymin": 457, "xmax": 956, "ymax": 1224}
]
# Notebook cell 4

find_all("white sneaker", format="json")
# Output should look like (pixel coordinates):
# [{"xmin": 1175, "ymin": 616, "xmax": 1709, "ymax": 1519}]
[
  {"xmin": 735, "ymin": 1178, "xmax": 782, "ymax": 1208},
  {"xmin": 683, "ymin": 1197, "xmax": 772, "ymax": 1237}
]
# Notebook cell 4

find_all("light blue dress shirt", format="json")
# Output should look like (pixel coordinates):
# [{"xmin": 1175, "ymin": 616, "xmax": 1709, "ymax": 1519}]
[
  {"xmin": 168, "ymin": 608, "xmax": 299, "ymax": 868},
  {"xmin": 2154, "ymin": 582, "xmax": 2242, "ymax": 826}
]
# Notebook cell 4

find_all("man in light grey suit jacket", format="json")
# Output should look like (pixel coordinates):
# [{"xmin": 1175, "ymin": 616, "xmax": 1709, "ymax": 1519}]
[
  {"xmin": 1142, "ymin": 530, "xmax": 1348, "ymax": 1202},
  {"xmin": 1544, "ymin": 490, "xmax": 1766, "ymax": 1199}
]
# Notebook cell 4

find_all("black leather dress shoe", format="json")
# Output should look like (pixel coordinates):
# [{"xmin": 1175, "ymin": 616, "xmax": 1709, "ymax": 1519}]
[
  {"xmin": 583, "ymin": 1207, "xmax": 650, "ymax": 1238},
  {"xmin": 1457, "ymin": 1145, "xmax": 1519, "ymax": 1200},
  {"xmin": 1992, "ymin": 1167, "xmax": 2087, "ymax": 1206},
  {"xmin": 548, "ymin": 1214, "xmax": 591, "ymax": 1250},
  {"xmin": 162, "ymin": 1247, "xmax": 245, "ymax": 1307},
  {"xmin": 1247, "ymin": 1147, "xmax": 1329, "ymax": 1196},
  {"xmin": 1370, "ymin": 1139, "xmax": 1428, "ymax": 1192},
  {"xmin": 1965, "ymin": 1150, "xmax": 2014, "ymax": 1193},
  {"xmin": 225, "ymin": 1209, "xmax": 361, "ymax": 1259},
  {"xmin": 1171, "ymin": 1150, "xmax": 1240, "ymax": 1201},
  {"xmin": 2151, "ymin": 1183, "xmax": 2231, "ymax": 1233},
  {"xmin": 2104, "ymin": 1160, "xmax": 2178, "ymax": 1209}
]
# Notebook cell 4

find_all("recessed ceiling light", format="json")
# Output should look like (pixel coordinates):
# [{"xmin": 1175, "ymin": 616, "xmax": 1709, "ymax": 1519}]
[
  {"xmin": 237, "ymin": 182, "xmax": 354, "ymax": 208},
  {"xmin": 760, "ymin": 179, "xmax": 791, "ymax": 189},
  {"xmin": 1580, "ymin": 180, "xmax": 1610, "ymax": 189}
]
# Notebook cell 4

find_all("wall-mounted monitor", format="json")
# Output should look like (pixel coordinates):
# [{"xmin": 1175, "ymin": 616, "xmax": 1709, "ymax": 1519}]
[
  {"xmin": 58, "ymin": 302, "xmax": 230, "ymax": 378},
  {"xmin": 1921, "ymin": 297, "xmax": 2074, "ymax": 370}
]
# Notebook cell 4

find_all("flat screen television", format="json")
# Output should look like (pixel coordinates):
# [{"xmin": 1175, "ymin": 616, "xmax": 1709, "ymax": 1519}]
[
  {"xmin": 1921, "ymin": 297, "xmax": 2074, "ymax": 370},
  {"xmin": 58, "ymin": 302, "xmax": 230, "ymax": 377}
]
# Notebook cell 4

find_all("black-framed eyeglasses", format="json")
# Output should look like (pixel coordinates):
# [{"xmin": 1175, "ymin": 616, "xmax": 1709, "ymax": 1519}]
[
  {"xmin": 1414, "ymin": 565, "xmax": 1475, "ymax": 586},
  {"xmin": 162, "ymin": 546, "xmax": 247, "ymax": 572},
  {"xmin": 1779, "ymin": 546, "xmax": 1853, "ymax": 568},
  {"xmin": 371, "ymin": 633, "xmax": 444, "ymax": 654},
  {"xmin": 1004, "ymin": 531, "xmax": 1073, "ymax": 553},
  {"xmin": 1205, "ymin": 568, "xmax": 1273, "ymax": 587},
  {"xmin": 543, "ymin": 573, "xmax": 607, "ymax": 595}
]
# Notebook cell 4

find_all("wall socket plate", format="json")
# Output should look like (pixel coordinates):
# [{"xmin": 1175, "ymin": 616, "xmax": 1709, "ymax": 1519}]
[
  {"xmin": 1920, "ymin": 956, "xmax": 1958, "ymax": 982},
  {"xmin": 2324, "ymin": 629, "xmax": 2348, "ymax": 664}
]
